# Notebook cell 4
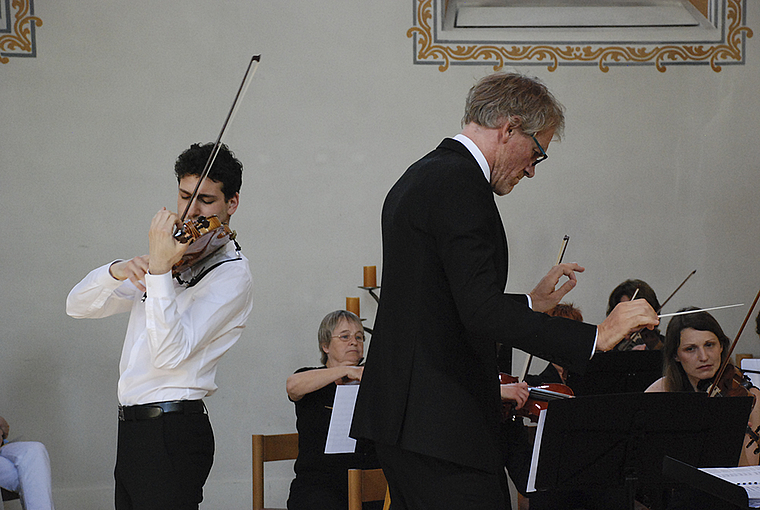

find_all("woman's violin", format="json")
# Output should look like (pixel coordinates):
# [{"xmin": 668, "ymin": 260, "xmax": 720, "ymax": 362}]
[
  {"xmin": 499, "ymin": 373, "xmax": 574, "ymax": 423},
  {"xmin": 706, "ymin": 286, "xmax": 760, "ymax": 455},
  {"xmin": 701, "ymin": 362, "xmax": 760, "ymax": 455}
]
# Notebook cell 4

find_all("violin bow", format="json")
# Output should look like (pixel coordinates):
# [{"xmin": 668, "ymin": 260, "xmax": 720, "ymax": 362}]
[
  {"xmin": 178, "ymin": 55, "xmax": 261, "ymax": 226},
  {"xmin": 520, "ymin": 235, "xmax": 569, "ymax": 381},
  {"xmin": 657, "ymin": 269, "xmax": 697, "ymax": 314},
  {"xmin": 708, "ymin": 286, "xmax": 760, "ymax": 397}
]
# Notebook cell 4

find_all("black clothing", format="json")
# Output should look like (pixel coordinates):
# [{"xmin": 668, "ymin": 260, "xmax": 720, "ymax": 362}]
[
  {"xmin": 115, "ymin": 413, "xmax": 214, "ymax": 510},
  {"xmin": 352, "ymin": 138, "xmax": 597, "ymax": 475},
  {"xmin": 287, "ymin": 367, "xmax": 379, "ymax": 510}
]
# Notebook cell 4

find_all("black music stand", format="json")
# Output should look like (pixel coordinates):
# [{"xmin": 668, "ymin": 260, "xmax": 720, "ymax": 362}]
[
  {"xmin": 528, "ymin": 392, "xmax": 752, "ymax": 510},
  {"xmin": 662, "ymin": 456, "xmax": 751, "ymax": 509},
  {"xmin": 568, "ymin": 350, "xmax": 663, "ymax": 396}
]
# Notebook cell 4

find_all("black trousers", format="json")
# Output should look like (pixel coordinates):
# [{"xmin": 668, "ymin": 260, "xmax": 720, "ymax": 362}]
[
  {"xmin": 115, "ymin": 412, "xmax": 214, "ymax": 510},
  {"xmin": 375, "ymin": 443, "xmax": 510, "ymax": 510}
]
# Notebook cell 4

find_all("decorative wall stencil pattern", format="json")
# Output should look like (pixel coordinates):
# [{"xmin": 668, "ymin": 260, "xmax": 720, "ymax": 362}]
[
  {"xmin": 408, "ymin": 0, "xmax": 752, "ymax": 72},
  {"xmin": 1, "ymin": 0, "xmax": 42, "ymax": 64}
]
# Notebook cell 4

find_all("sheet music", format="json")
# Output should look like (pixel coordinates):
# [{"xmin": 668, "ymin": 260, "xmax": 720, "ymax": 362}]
[
  {"xmin": 324, "ymin": 383, "xmax": 360, "ymax": 454},
  {"xmin": 700, "ymin": 466, "xmax": 760, "ymax": 507},
  {"xmin": 526, "ymin": 409, "xmax": 548, "ymax": 493}
]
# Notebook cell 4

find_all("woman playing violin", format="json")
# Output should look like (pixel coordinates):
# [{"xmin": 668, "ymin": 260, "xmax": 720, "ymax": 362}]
[
  {"xmin": 645, "ymin": 308, "xmax": 760, "ymax": 466},
  {"xmin": 286, "ymin": 310, "xmax": 380, "ymax": 510}
]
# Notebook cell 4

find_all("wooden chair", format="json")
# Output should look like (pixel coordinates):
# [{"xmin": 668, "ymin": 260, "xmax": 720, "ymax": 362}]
[
  {"xmin": 348, "ymin": 468, "xmax": 390, "ymax": 510},
  {"xmin": 252, "ymin": 433, "xmax": 299, "ymax": 510}
]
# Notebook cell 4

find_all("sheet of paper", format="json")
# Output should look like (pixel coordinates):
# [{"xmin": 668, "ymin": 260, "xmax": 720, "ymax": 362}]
[
  {"xmin": 526, "ymin": 409, "xmax": 548, "ymax": 493},
  {"xmin": 324, "ymin": 383, "xmax": 360, "ymax": 454},
  {"xmin": 700, "ymin": 466, "xmax": 760, "ymax": 507}
]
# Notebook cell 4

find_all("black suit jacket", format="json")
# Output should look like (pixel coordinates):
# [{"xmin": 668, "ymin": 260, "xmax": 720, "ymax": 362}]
[{"xmin": 351, "ymin": 138, "xmax": 596, "ymax": 473}]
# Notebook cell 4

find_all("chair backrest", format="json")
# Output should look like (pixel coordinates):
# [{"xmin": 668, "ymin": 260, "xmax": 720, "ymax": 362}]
[
  {"xmin": 252, "ymin": 433, "xmax": 299, "ymax": 510},
  {"xmin": 347, "ymin": 468, "xmax": 389, "ymax": 510}
]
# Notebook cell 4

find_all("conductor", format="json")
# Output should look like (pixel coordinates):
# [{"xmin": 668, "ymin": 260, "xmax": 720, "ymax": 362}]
[{"xmin": 350, "ymin": 72, "xmax": 659, "ymax": 510}]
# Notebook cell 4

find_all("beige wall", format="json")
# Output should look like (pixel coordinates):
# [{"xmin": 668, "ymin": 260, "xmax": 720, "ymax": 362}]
[{"xmin": 2, "ymin": 1, "xmax": 759, "ymax": 508}]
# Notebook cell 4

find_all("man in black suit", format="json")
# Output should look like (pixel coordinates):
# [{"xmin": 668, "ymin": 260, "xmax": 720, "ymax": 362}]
[{"xmin": 351, "ymin": 72, "xmax": 659, "ymax": 510}]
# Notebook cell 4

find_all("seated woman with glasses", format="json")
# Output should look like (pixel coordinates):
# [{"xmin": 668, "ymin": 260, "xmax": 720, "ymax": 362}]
[{"xmin": 286, "ymin": 310, "xmax": 381, "ymax": 510}]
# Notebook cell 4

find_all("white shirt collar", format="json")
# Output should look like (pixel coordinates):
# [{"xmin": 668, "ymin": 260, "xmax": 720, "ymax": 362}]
[{"xmin": 453, "ymin": 133, "xmax": 490, "ymax": 183}]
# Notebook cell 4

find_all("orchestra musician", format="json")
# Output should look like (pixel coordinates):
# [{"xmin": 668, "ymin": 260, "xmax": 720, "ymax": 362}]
[
  {"xmin": 66, "ymin": 143, "xmax": 253, "ymax": 510},
  {"xmin": 351, "ymin": 72, "xmax": 659, "ymax": 510},
  {"xmin": 607, "ymin": 279, "xmax": 665, "ymax": 351},
  {"xmin": 285, "ymin": 310, "xmax": 380, "ymax": 510},
  {"xmin": 645, "ymin": 308, "xmax": 760, "ymax": 466}
]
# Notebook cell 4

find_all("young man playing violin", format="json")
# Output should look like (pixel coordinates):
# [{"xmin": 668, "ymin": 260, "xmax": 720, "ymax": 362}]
[{"xmin": 66, "ymin": 143, "xmax": 253, "ymax": 510}]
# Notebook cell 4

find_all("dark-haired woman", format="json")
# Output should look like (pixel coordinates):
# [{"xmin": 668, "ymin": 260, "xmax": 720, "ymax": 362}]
[{"xmin": 645, "ymin": 308, "xmax": 760, "ymax": 466}]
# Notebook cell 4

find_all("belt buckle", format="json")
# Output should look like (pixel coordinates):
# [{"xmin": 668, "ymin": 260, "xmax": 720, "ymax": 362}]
[
  {"xmin": 118, "ymin": 407, "xmax": 125, "ymax": 421},
  {"xmin": 144, "ymin": 406, "xmax": 163, "ymax": 419}
]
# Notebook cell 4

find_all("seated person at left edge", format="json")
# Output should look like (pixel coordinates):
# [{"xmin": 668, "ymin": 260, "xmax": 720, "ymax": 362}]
[{"xmin": 286, "ymin": 310, "xmax": 380, "ymax": 510}]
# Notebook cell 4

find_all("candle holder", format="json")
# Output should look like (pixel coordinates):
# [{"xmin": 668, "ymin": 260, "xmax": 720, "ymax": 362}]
[{"xmin": 358, "ymin": 286, "xmax": 380, "ymax": 304}]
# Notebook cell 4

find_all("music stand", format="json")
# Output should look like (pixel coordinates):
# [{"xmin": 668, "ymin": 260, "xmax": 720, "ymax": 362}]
[
  {"xmin": 528, "ymin": 392, "xmax": 752, "ymax": 510},
  {"xmin": 568, "ymin": 350, "xmax": 663, "ymax": 396},
  {"xmin": 662, "ymin": 456, "xmax": 750, "ymax": 509}
]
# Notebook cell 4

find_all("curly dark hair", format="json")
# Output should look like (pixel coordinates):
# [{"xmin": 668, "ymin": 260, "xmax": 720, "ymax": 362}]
[{"xmin": 174, "ymin": 142, "xmax": 243, "ymax": 201}]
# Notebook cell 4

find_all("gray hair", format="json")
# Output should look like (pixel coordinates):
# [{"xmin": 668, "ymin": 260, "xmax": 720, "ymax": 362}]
[
  {"xmin": 462, "ymin": 72, "xmax": 565, "ymax": 140},
  {"xmin": 318, "ymin": 310, "xmax": 362, "ymax": 365}
]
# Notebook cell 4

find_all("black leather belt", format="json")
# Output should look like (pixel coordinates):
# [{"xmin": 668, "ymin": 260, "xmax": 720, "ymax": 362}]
[{"xmin": 118, "ymin": 400, "xmax": 206, "ymax": 421}]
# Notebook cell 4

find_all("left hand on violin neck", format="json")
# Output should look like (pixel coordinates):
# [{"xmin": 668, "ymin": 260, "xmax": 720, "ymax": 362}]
[{"xmin": 148, "ymin": 207, "xmax": 189, "ymax": 275}]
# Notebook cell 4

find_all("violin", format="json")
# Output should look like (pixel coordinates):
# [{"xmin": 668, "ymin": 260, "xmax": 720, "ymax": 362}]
[
  {"xmin": 171, "ymin": 215, "xmax": 236, "ymax": 277},
  {"xmin": 704, "ymin": 362, "xmax": 755, "ymax": 399},
  {"xmin": 499, "ymin": 373, "xmax": 574, "ymax": 423},
  {"xmin": 701, "ymin": 362, "xmax": 760, "ymax": 455},
  {"xmin": 706, "ymin": 286, "xmax": 760, "ymax": 456}
]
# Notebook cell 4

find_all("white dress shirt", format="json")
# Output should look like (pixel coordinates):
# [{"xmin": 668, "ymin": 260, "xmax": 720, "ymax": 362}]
[{"xmin": 67, "ymin": 241, "xmax": 253, "ymax": 405}]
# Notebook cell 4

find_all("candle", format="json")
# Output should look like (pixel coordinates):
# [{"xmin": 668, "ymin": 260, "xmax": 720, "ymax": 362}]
[
  {"xmin": 363, "ymin": 266, "xmax": 377, "ymax": 288},
  {"xmin": 346, "ymin": 297, "xmax": 360, "ymax": 318}
]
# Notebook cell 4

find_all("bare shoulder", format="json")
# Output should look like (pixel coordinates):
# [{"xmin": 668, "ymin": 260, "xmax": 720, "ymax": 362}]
[{"xmin": 645, "ymin": 377, "xmax": 667, "ymax": 393}]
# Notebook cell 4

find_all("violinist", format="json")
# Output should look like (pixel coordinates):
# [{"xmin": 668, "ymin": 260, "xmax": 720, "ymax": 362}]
[
  {"xmin": 607, "ymin": 279, "xmax": 665, "ymax": 351},
  {"xmin": 66, "ymin": 142, "xmax": 253, "ymax": 510},
  {"xmin": 645, "ymin": 308, "xmax": 760, "ymax": 466},
  {"xmin": 285, "ymin": 311, "xmax": 381, "ymax": 510}
]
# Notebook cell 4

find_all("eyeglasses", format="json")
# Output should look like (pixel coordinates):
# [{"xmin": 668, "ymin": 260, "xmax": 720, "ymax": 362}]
[
  {"xmin": 530, "ymin": 134, "xmax": 548, "ymax": 165},
  {"xmin": 332, "ymin": 333, "xmax": 365, "ymax": 343}
]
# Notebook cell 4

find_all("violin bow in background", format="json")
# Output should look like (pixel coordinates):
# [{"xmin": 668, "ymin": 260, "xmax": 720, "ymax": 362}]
[
  {"xmin": 519, "ymin": 234, "xmax": 570, "ymax": 381},
  {"xmin": 619, "ymin": 269, "xmax": 696, "ymax": 350}
]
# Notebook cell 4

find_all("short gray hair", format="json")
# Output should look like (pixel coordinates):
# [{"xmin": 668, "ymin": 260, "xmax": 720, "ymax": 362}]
[
  {"xmin": 462, "ymin": 72, "xmax": 565, "ymax": 140},
  {"xmin": 317, "ymin": 310, "xmax": 362, "ymax": 365}
]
